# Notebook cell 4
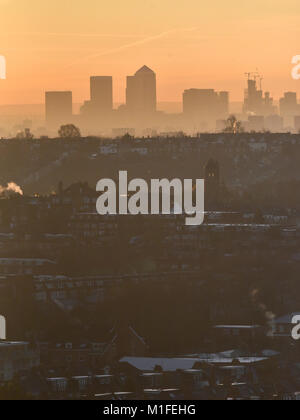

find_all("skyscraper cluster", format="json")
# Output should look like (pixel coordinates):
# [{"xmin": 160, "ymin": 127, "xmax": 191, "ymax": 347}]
[
  {"xmin": 45, "ymin": 66, "xmax": 157, "ymax": 133},
  {"xmin": 243, "ymin": 74, "xmax": 276, "ymax": 116},
  {"xmin": 45, "ymin": 65, "xmax": 231, "ymax": 135},
  {"xmin": 44, "ymin": 66, "xmax": 300, "ymax": 136}
]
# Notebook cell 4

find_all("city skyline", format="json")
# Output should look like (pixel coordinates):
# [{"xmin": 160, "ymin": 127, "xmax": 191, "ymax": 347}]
[
  {"xmin": 0, "ymin": 0, "xmax": 300, "ymax": 105},
  {"xmin": 0, "ymin": 62, "xmax": 299, "ymax": 137},
  {"xmin": 5, "ymin": 64, "xmax": 300, "ymax": 135}
]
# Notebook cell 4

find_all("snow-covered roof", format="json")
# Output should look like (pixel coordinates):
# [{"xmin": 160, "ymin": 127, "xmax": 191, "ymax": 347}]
[
  {"xmin": 214, "ymin": 325, "xmax": 261, "ymax": 329},
  {"xmin": 120, "ymin": 356, "xmax": 268, "ymax": 372},
  {"xmin": 0, "ymin": 341, "xmax": 28, "ymax": 348},
  {"xmin": 270, "ymin": 313, "xmax": 300, "ymax": 324}
]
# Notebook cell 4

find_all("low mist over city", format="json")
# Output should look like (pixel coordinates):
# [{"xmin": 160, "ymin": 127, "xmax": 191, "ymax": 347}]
[{"xmin": 1, "ymin": 0, "xmax": 300, "ymax": 406}]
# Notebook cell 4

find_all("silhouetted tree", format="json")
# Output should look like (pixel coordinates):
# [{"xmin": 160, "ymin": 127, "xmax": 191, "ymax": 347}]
[
  {"xmin": 16, "ymin": 128, "xmax": 34, "ymax": 139},
  {"xmin": 224, "ymin": 115, "xmax": 244, "ymax": 134},
  {"xmin": 58, "ymin": 124, "xmax": 81, "ymax": 138}
]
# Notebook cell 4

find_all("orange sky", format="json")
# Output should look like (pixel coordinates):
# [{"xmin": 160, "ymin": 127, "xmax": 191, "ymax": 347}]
[{"xmin": 0, "ymin": 0, "xmax": 300, "ymax": 105}]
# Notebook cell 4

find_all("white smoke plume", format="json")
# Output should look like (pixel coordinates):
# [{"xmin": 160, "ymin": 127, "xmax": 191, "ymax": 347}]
[{"xmin": 0, "ymin": 182, "xmax": 23, "ymax": 196}]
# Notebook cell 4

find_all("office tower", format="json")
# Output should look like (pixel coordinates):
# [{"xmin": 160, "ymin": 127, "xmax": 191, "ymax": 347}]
[
  {"xmin": 126, "ymin": 66, "xmax": 157, "ymax": 116},
  {"xmin": 243, "ymin": 77, "xmax": 262, "ymax": 114},
  {"xmin": 243, "ymin": 74, "xmax": 275, "ymax": 116},
  {"xmin": 279, "ymin": 92, "xmax": 299, "ymax": 117},
  {"xmin": 265, "ymin": 115, "xmax": 284, "ymax": 132},
  {"xmin": 248, "ymin": 115, "xmax": 265, "ymax": 132},
  {"xmin": 263, "ymin": 92, "xmax": 276, "ymax": 115},
  {"xmin": 219, "ymin": 91, "xmax": 229, "ymax": 115},
  {"xmin": 295, "ymin": 116, "xmax": 300, "ymax": 132},
  {"xmin": 45, "ymin": 91, "xmax": 72, "ymax": 127},
  {"xmin": 183, "ymin": 89, "xmax": 229, "ymax": 124},
  {"xmin": 90, "ymin": 76, "xmax": 113, "ymax": 114}
]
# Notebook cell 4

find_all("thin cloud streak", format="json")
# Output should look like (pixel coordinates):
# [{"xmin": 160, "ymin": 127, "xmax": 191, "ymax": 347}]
[
  {"xmin": 4, "ymin": 32, "xmax": 144, "ymax": 38},
  {"xmin": 66, "ymin": 27, "xmax": 200, "ymax": 68}
]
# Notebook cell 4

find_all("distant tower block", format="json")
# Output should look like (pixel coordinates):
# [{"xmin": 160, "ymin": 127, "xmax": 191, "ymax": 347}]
[
  {"xmin": 295, "ymin": 116, "xmax": 300, "ymax": 132},
  {"xmin": 126, "ymin": 65, "xmax": 157, "ymax": 116},
  {"xmin": 90, "ymin": 76, "xmax": 113, "ymax": 114},
  {"xmin": 45, "ymin": 91, "xmax": 73, "ymax": 128},
  {"xmin": 183, "ymin": 89, "xmax": 229, "ymax": 123}
]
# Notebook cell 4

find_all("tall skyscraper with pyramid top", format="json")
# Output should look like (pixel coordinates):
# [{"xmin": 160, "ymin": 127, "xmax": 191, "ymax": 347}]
[{"xmin": 126, "ymin": 65, "xmax": 157, "ymax": 117}]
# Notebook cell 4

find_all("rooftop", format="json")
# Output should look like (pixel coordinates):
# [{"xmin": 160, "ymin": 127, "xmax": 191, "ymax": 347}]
[
  {"xmin": 0, "ymin": 340, "xmax": 28, "ymax": 347},
  {"xmin": 214, "ymin": 325, "xmax": 261, "ymax": 329},
  {"xmin": 135, "ymin": 65, "xmax": 155, "ymax": 76},
  {"xmin": 271, "ymin": 313, "xmax": 300, "ymax": 324},
  {"xmin": 120, "ymin": 356, "xmax": 268, "ymax": 372}
]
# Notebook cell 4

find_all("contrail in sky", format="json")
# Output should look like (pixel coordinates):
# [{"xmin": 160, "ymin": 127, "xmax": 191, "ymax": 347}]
[
  {"xmin": 5, "ymin": 32, "xmax": 143, "ymax": 38},
  {"xmin": 66, "ymin": 27, "xmax": 200, "ymax": 68}
]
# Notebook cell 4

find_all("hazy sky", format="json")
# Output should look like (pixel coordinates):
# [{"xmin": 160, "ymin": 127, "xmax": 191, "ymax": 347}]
[{"xmin": 0, "ymin": 0, "xmax": 300, "ymax": 105}]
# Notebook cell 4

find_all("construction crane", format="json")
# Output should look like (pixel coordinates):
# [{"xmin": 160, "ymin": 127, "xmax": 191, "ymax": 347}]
[{"xmin": 244, "ymin": 71, "xmax": 260, "ymax": 81}]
